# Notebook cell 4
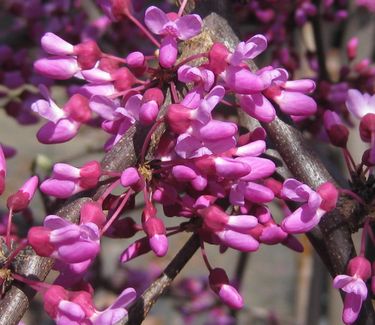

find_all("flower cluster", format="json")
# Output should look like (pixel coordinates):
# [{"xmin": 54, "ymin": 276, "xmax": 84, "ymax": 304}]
[{"xmin": 1, "ymin": 1, "xmax": 374, "ymax": 324}]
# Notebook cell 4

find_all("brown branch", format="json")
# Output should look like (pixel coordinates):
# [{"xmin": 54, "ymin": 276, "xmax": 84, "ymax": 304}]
[{"xmin": 123, "ymin": 234, "xmax": 201, "ymax": 325}]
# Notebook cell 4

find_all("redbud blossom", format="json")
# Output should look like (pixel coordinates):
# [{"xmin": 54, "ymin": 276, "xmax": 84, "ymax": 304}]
[
  {"xmin": 209, "ymin": 268, "xmax": 244, "ymax": 309},
  {"xmin": 7, "ymin": 176, "xmax": 38, "ymax": 212},
  {"xmin": 333, "ymin": 256, "xmax": 371, "ymax": 324}
]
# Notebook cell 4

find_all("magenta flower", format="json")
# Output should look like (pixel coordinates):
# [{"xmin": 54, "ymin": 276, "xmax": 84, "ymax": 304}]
[
  {"xmin": 323, "ymin": 110, "xmax": 349, "ymax": 148},
  {"xmin": 178, "ymin": 65, "xmax": 215, "ymax": 92},
  {"xmin": 346, "ymin": 89, "xmax": 375, "ymax": 163},
  {"xmin": 144, "ymin": 6, "xmax": 202, "ymax": 68},
  {"xmin": 346, "ymin": 89, "xmax": 375, "ymax": 120},
  {"xmin": 198, "ymin": 205, "xmax": 259, "ymax": 252},
  {"xmin": 229, "ymin": 34, "xmax": 268, "ymax": 66},
  {"xmin": 280, "ymin": 178, "xmax": 324, "ymax": 233},
  {"xmin": 7, "ymin": 176, "xmax": 38, "ymax": 212},
  {"xmin": 35, "ymin": 33, "xmax": 102, "ymax": 79},
  {"xmin": 333, "ymin": 256, "xmax": 371, "ymax": 324},
  {"xmin": 28, "ymin": 214, "xmax": 100, "ymax": 264},
  {"xmin": 209, "ymin": 268, "xmax": 244, "ymax": 309},
  {"xmin": 262, "ymin": 67, "xmax": 317, "ymax": 117},
  {"xmin": 40, "ymin": 161, "xmax": 101, "ymax": 198},
  {"xmin": 89, "ymin": 94, "xmax": 142, "ymax": 149},
  {"xmin": 43, "ymin": 285, "xmax": 136, "ymax": 325},
  {"xmin": 31, "ymin": 86, "xmax": 91, "ymax": 144}
]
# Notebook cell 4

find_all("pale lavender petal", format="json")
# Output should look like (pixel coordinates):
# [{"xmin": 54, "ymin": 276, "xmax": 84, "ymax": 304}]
[
  {"xmin": 57, "ymin": 241, "xmax": 100, "ymax": 263},
  {"xmin": 217, "ymin": 229, "xmax": 259, "ymax": 252},
  {"xmin": 226, "ymin": 215, "xmax": 258, "ymax": 232},
  {"xmin": 89, "ymin": 95, "xmax": 117, "ymax": 120},
  {"xmin": 204, "ymin": 137, "xmax": 237, "ymax": 155},
  {"xmin": 333, "ymin": 275, "xmax": 353, "ymax": 289},
  {"xmin": 175, "ymin": 14, "xmax": 203, "ymax": 40},
  {"xmin": 197, "ymin": 85, "xmax": 225, "ymax": 123},
  {"xmin": 44, "ymin": 215, "xmax": 71, "ymax": 230},
  {"xmin": 199, "ymin": 120, "xmax": 237, "ymax": 140},
  {"xmin": 80, "ymin": 83, "xmax": 115, "ymax": 97},
  {"xmin": 239, "ymin": 93, "xmax": 276, "ymax": 123},
  {"xmin": 58, "ymin": 301, "xmax": 85, "ymax": 321},
  {"xmin": 230, "ymin": 34, "xmax": 267, "ymax": 65},
  {"xmin": 238, "ymin": 157, "xmax": 276, "ymax": 181},
  {"xmin": 273, "ymin": 91, "xmax": 317, "ymax": 116},
  {"xmin": 172, "ymin": 165, "xmax": 197, "ymax": 181},
  {"xmin": 50, "ymin": 225, "xmax": 81, "ymax": 244},
  {"xmin": 343, "ymin": 292, "xmax": 363, "ymax": 324},
  {"xmin": 31, "ymin": 99, "xmax": 65, "ymax": 123},
  {"xmin": 149, "ymin": 234, "xmax": 168, "ymax": 257},
  {"xmin": 40, "ymin": 179, "xmax": 77, "ymax": 198},
  {"xmin": 41, "ymin": 32, "xmax": 74, "ymax": 55},
  {"xmin": 214, "ymin": 157, "xmax": 250, "ymax": 179},
  {"xmin": 218, "ymin": 284, "xmax": 244, "ymax": 309},
  {"xmin": 235, "ymin": 140, "xmax": 266, "ymax": 157},
  {"xmin": 52, "ymin": 163, "xmax": 80, "ymax": 180},
  {"xmin": 81, "ymin": 68, "xmax": 112, "ymax": 83},
  {"xmin": 110, "ymin": 288, "xmax": 137, "ymax": 309},
  {"xmin": 244, "ymin": 182, "xmax": 274, "ymax": 203},
  {"xmin": 283, "ymin": 79, "xmax": 316, "ymax": 93},
  {"xmin": 144, "ymin": 6, "xmax": 169, "ymax": 35},
  {"xmin": 281, "ymin": 178, "xmax": 305, "ymax": 201},
  {"xmin": 346, "ymin": 89, "xmax": 372, "ymax": 119},
  {"xmin": 181, "ymin": 89, "xmax": 202, "ymax": 108},
  {"xmin": 34, "ymin": 57, "xmax": 79, "ymax": 80},
  {"xmin": 124, "ymin": 94, "xmax": 142, "ymax": 120},
  {"xmin": 281, "ymin": 205, "xmax": 324, "ymax": 234},
  {"xmin": 175, "ymin": 133, "xmax": 203, "ymax": 158},
  {"xmin": 159, "ymin": 36, "xmax": 177, "ymax": 68},
  {"xmin": 37, "ymin": 119, "xmax": 79, "ymax": 144},
  {"xmin": 225, "ymin": 66, "xmax": 266, "ymax": 94}
]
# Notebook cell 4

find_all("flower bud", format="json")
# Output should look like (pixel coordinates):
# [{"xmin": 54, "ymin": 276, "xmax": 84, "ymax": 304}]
[
  {"xmin": 347, "ymin": 256, "xmax": 371, "ymax": 280},
  {"xmin": 74, "ymin": 40, "xmax": 102, "ymax": 70},
  {"xmin": 317, "ymin": 182, "xmax": 338, "ymax": 212},
  {"xmin": 209, "ymin": 268, "xmax": 244, "ymax": 309},
  {"xmin": 143, "ymin": 217, "xmax": 168, "ymax": 257},
  {"xmin": 208, "ymin": 43, "xmax": 229, "ymax": 74},
  {"xmin": 7, "ymin": 176, "xmax": 38, "ymax": 212},
  {"xmin": 80, "ymin": 202, "xmax": 106, "ymax": 228}
]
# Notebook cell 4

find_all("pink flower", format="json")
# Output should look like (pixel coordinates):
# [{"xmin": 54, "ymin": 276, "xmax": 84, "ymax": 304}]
[
  {"xmin": 209, "ymin": 268, "xmax": 244, "ymax": 309},
  {"xmin": 7, "ymin": 176, "xmax": 38, "ymax": 212},
  {"xmin": 198, "ymin": 205, "xmax": 259, "ymax": 252},
  {"xmin": 281, "ymin": 179, "xmax": 324, "ymax": 233},
  {"xmin": 262, "ymin": 68, "xmax": 317, "ymax": 117},
  {"xmin": 40, "ymin": 161, "xmax": 101, "ymax": 198},
  {"xmin": 89, "ymin": 94, "xmax": 141, "ymax": 149},
  {"xmin": 229, "ymin": 34, "xmax": 268, "ymax": 66},
  {"xmin": 346, "ymin": 89, "xmax": 375, "ymax": 120},
  {"xmin": 346, "ymin": 89, "xmax": 375, "ymax": 162},
  {"xmin": 28, "ymin": 214, "xmax": 100, "ymax": 264},
  {"xmin": 43, "ymin": 285, "xmax": 136, "ymax": 325},
  {"xmin": 144, "ymin": 6, "xmax": 202, "ymax": 67},
  {"xmin": 178, "ymin": 65, "xmax": 215, "ymax": 92},
  {"xmin": 31, "ymin": 86, "xmax": 90, "ymax": 144},
  {"xmin": 323, "ymin": 110, "xmax": 349, "ymax": 148},
  {"xmin": 333, "ymin": 256, "xmax": 371, "ymax": 324}
]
